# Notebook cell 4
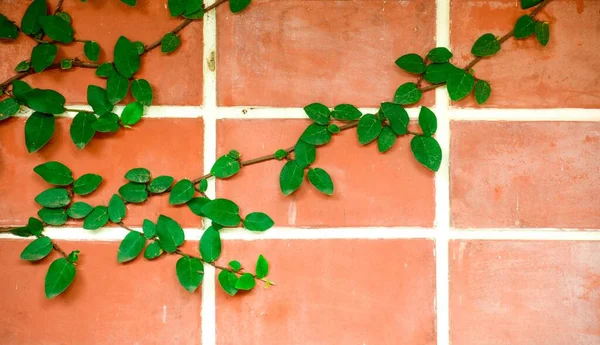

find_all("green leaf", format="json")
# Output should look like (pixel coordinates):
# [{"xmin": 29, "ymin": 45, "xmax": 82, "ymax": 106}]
[
  {"xmin": 120, "ymin": 102, "xmax": 143, "ymax": 126},
  {"xmin": 327, "ymin": 123, "xmax": 340, "ymax": 133},
  {"xmin": 20, "ymin": 237, "xmax": 53, "ymax": 261},
  {"xmin": 148, "ymin": 175, "xmax": 174, "ymax": 194},
  {"xmin": 243, "ymin": 212, "xmax": 274, "ymax": 232},
  {"xmin": 87, "ymin": 85, "xmax": 113, "ymax": 115},
  {"xmin": 114, "ymin": 36, "xmax": 140, "ymax": 78},
  {"xmin": 357, "ymin": 114, "xmax": 382, "ymax": 145},
  {"xmin": 294, "ymin": 140, "xmax": 316, "ymax": 168},
  {"xmin": 199, "ymin": 179, "xmax": 208, "ymax": 192},
  {"xmin": 447, "ymin": 70, "xmax": 475, "ymax": 101},
  {"xmin": 45, "ymin": 258, "xmax": 76, "ymax": 299},
  {"xmin": 55, "ymin": 11, "xmax": 71, "ymax": 24},
  {"xmin": 183, "ymin": 0, "xmax": 204, "ymax": 19},
  {"xmin": 21, "ymin": 0, "xmax": 47, "ymax": 35},
  {"xmin": 39, "ymin": 15, "xmax": 73, "ymax": 43},
  {"xmin": 227, "ymin": 149, "xmax": 241, "ymax": 160},
  {"xmin": 72, "ymin": 116, "xmax": 96, "ymax": 150},
  {"xmin": 131, "ymin": 79, "xmax": 153, "ymax": 106},
  {"xmin": 83, "ymin": 206, "xmax": 109, "ymax": 230},
  {"xmin": 38, "ymin": 207, "xmax": 67, "ymax": 225},
  {"xmin": 520, "ymin": 0, "xmax": 543, "ymax": 9},
  {"xmin": 120, "ymin": 0, "xmax": 137, "ymax": 6},
  {"xmin": 474, "ymin": 80, "xmax": 491, "ymax": 105},
  {"xmin": 211, "ymin": 155, "xmax": 241, "ymax": 179},
  {"xmin": 235, "ymin": 273, "xmax": 255, "ymax": 291},
  {"xmin": 67, "ymin": 250, "xmax": 79, "ymax": 264},
  {"xmin": 33, "ymin": 161, "xmax": 73, "ymax": 186},
  {"xmin": 168, "ymin": 0, "xmax": 186, "ymax": 16},
  {"xmin": 118, "ymin": 182, "xmax": 148, "ymax": 203},
  {"xmin": 380, "ymin": 102, "xmax": 409, "ymax": 135},
  {"xmin": 143, "ymin": 219, "xmax": 156, "ymax": 238},
  {"xmin": 303, "ymin": 103, "xmax": 330, "ymax": 125},
  {"xmin": 106, "ymin": 72, "xmax": 129, "ymax": 104},
  {"xmin": 108, "ymin": 194, "xmax": 127, "ymax": 223},
  {"xmin": 331, "ymin": 104, "xmax": 361, "ymax": 121},
  {"xmin": 535, "ymin": 21, "xmax": 549, "ymax": 46},
  {"xmin": 201, "ymin": 199, "xmax": 241, "ymax": 227},
  {"xmin": 418, "ymin": 106, "xmax": 437, "ymax": 136},
  {"xmin": 73, "ymin": 174, "xmax": 102, "ymax": 195},
  {"xmin": 0, "ymin": 14, "xmax": 19, "ymax": 39},
  {"xmin": 307, "ymin": 168, "xmax": 334, "ymax": 195},
  {"xmin": 427, "ymin": 47, "xmax": 453, "ymax": 63},
  {"xmin": 176, "ymin": 256, "xmax": 204, "ymax": 292},
  {"xmin": 274, "ymin": 149, "xmax": 287, "ymax": 160},
  {"xmin": 144, "ymin": 241, "xmax": 163, "ymax": 260},
  {"xmin": 91, "ymin": 113, "xmax": 119, "ymax": 133},
  {"xmin": 12, "ymin": 80, "xmax": 32, "ymax": 103},
  {"xmin": 30, "ymin": 43, "xmax": 57, "ymax": 73},
  {"xmin": 35, "ymin": 188, "xmax": 70, "ymax": 208},
  {"xmin": 410, "ymin": 135, "xmax": 442, "ymax": 172},
  {"xmin": 15, "ymin": 60, "xmax": 31, "ymax": 72},
  {"xmin": 279, "ymin": 160, "xmax": 304, "ymax": 196},
  {"xmin": 514, "ymin": 15, "xmax": 535, "ymax": 39},
  {"xmin": 394, "ymin": 82, "xmax": 422, "ymax": 105},
  {"xmin": 133, "ymin": 41, "xmax": 145, "ymax": 55},
  {"xmin": 395, "ymin": 53, "xmax": 425, "ymax": 74},
  {"xmin": 255, "ymin": 254, "xmax": 268, "ymax": 279},
  {"xmin": 218, "ymin": 270, "xmax": 239, "ymax": 296},
  {"xmin": 200, "ymin": 227, "xmax": 221, "ymax": 263},
  {"xmin": 0, "ymin": 98, "xmax": 19, "ymax": 120},
  {"xmin": 84, "ymin": 41, "xmax": 100, "ymax": 62},
  {"xmin": 424, "ymin": 62, "xmax": 459, "ymax": 84},
  {"xmin": 125, "ymin": 167, "xmax": 151, "ymax": 183},
  {"xmin": 60, "ymin": 58, "xmax": 72, "ymax": 70},
  {"xmin": 161, "ymin": 32, "xmax": 181, "ymax": 53},
  {"xmin": 67, "ymin": 202, "xmax": 93, "ymax": 219},
  {"xmin": 377, "ymin": 126, "xmax": 396, "ymax": 153},
  {"xmin": 471, "ymin": 33, "xmax": 501, "ymax": 57},
  {"xmin": 300, "ymin": 123, "xmax": 331, "ymax": 146},
  {"xmin": 95, "ymin": 63, "xmax": 115, "ymax": 78},
  {"xmin": 156, "ymin": 215, "xmax": 185, "ymax": 253},
  {"xmin": 11, "ymin": 217, "xmax": 44, "ymax": 237},
  {"xmin": 230, "ymin": 0, "xmax": 252, "ymax": 13},
  {"xmin": 229, "ymin": 260, "xmax": 242, "ymax": 271},
  {"xmin": 24, "ymin": 88, "xmax": 65, "ymax": 114},
  {"xmin": 169, "ymin": 179, "xmax": 195, "ymax": 205},
  {"xmin": 188, "ymin": 197, "xmax": 210, "ymax": 216},
  {"xmin": 25, "ymin": 112, "xmax": 55, "ymax": 153},
  {"xmin": 117, "ymin": 231, "xmax": 146, "ymax": 263}
]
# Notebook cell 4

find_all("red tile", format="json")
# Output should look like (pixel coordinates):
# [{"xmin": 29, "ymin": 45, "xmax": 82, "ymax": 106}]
[
  {"xmin": 450, "ymin": 240, "xmax": 600, "ymax": 345},
  {"xmin": 216, "ymin": 239, "xmax": 436, "ymax": 345},
  {"xmin": 450, "ymin": 0, "xmax": 600, "ymax": 108},
  {"xmin": 217, "ymin": 0, "xmax": 436, "ymax": 107},
  {"xmin": 0, "ymin": 239, "xmax": 201, "ymax": 344},
  {"xmin": 216, "ymin": 119, "xmax": 435, "ymax": 227},
  {"xmin": 0, "ymin": 117, "xmax": 204, "ymax": 227},
  {"xmin": 450, "ymin": 121, "xmax": 600, "ymax": 229},
  {"xmin": 0, "ymin": 0, "xmax": 203, "ymax": 105}
]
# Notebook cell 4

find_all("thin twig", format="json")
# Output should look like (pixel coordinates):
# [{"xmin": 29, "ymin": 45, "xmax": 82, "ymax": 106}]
[{"xmin": 54, "ymin": 0, "xmax": 65, "ymax": 15}]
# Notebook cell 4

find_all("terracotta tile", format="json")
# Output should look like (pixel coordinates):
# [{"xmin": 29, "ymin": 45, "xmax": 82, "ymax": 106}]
[
  {"xmin": 216, "ymin": 239, "xmax": 436, "ymax": 345},
  {"xmin": 0, "ymin": 0, "xmax": 203, "ymax": 105},
  {"xmin": 0, "ymin": 117, "xmax": 204, "ymax": 228},
  {"xmin": 216, "ymin": 119, "xmax": 435, "ymax": 227},
  {"xmin": 450, "ymin": 121, "xmax": 600, "ymax": 229},
  {"xmin": 0, "ymin": 239, "xmax": 201, "ymax": 345},
  {"xmin": 450, "ymin": 0, "xmax": 600, "ymax": 108},
  {"xmin": 217, "ymin": 0, "xmax": 436, "ymax": 107},
  {"xmin": 450, "ymin": 240, "xmax": 600, "ymax": 345}
]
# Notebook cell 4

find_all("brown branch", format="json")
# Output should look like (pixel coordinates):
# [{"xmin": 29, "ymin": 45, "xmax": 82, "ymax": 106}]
[{"xmin": 54, "ymin": 0, "xmax": 65, "ymax": 15}]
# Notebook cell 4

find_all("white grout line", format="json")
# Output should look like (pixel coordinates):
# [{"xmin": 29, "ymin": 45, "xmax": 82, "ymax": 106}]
[
  {"xmin": 216, "ymin": 106, "xmax": 421, "ymax": 119},
  {"xmin": 449, "ymin": 108, "xmax": 600, "ymax": 121},
  {"xmin": 202, "ymin": 2, "xmax": 218, "ymax": 345},
  {"xmin": 14, "ymin": 105, "xmax": 204, "ymax": 118},
  {"xmin": 435, "ymin": 0, "xmax": 451, "ymax": 343}
]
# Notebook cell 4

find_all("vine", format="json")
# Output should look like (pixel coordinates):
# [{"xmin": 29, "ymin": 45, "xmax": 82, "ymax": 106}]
[{"xmin": 0, "ymin": 0, "xmax": 554, "ymax": 298}]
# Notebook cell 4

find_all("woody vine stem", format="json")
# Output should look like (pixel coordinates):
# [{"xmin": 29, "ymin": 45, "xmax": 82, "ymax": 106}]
[{"xmin": 0, "ymin": 0, "xmax": 554, "ymax": 299}]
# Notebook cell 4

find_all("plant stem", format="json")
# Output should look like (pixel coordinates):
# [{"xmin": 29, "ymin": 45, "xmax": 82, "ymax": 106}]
[
  {"xmin": 64, "ymin": 108, "xmax": 94, "ymax": 114},
  {"xmin": 54, "ymin": 0, "xmax": 65, "ymax": 15}
]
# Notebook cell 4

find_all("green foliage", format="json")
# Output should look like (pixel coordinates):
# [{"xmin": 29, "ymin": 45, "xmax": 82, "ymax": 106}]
[
  {"xmin": 327, "ymin": 124, "xmax": 340, "ymax": 134},
  {"xmin": 55, "ymin": 11, "xmax": 71, "ymax": 24},
  {"xmin": 218, "ymin": 270, "xmax": 239, "ymax": 296},
  {"xmin": 474, "ymin": 80, "xmax": 491, "ymax": 105},
  {"xmin": 84, "ymin": 41, "xmax": 100, "ymax": 62},
  {"xmin": 424, "ymin": 63, "xmax": 459, "ymax": 84},
  {"xmin": 230, "ymin": 0, "xmax": 252, "ymax": 13},
  {"xmin": 394, "ymin": 82, "xmax": 422, "ymax": 105},
  {"xmin": 380, "ymin": 102, "xmax": 409, "ymax": 135},
  {"xmin": 471, "ymin": 33, "xmax": 501, "ymax": 57},
  {"xmin": 23, "ymin": 88, "xmax": 65, "ymax": 114},
  {"xmin": 168, "ymin": 0, "xmax": 186, "ymax": 16},
  {"xmin": 67, "ymin": 250, "xmax": 80, "ymax": 263},
  {"xmin": 418, "ymin": 107, "xmax": 437, "ymax": 136},
  {"xmin": 107, "ymin": 72, "xmax": 129, "ymax": 104},
  {"xmin": 61, "ymin": 59, "xmax": 73, "ymax": 70},
  {"xmin": 148, "ymin": 175, "xmax": 174, "ymax": 194},
  {"xmin": 199, "ymin": 179, "xmax": 208, "ymax": 192},
  {"xmin": 144, "ymin": 241, "xmax": 163, "ymax": 259},
  {"xmin": 294, "ymin": 140, "xmax": 316, "ymax": 168},
  {"xmin": 279, "ymin": 160, "xmax": 304, "ymax": 196},
  {"xmin": 87, "ymin": 85, "xmax": 113, "ymax": 115},
  {"xmin": 67, "ymin": 202, "xmax": 93, "ymax": 219},
  {"xmin": 12, "ymin": 80, "xmax": 32, "ymax": 103},
  {"xmin": 31, "ymin": 43, "xmax": 57, "ymax": 73},
  {"xmin": 20, "ymin": 237, "xmax": 53, "ymax": 261},
  {"xmin": 176, "ymin": 256, "xmax": 204, "ymax": 292},
  {"xmin": 15, "ymin": 60, "xmax": 31, "ymax": 72},
  {"xmin": 395, "ymin": 54, "xmax": 425, "ymax": 74},
  {"xmin": 447, "ymin": 70, "xmax": 475, "ymax": 101},
  {"xmin": 96, "ymin": 63, "xmax": 115, "ymax": 78},
  {"xmin": 243, "ymin": 212, "xmax": 274, "ymax": 232},
  {"xmin": 108, "ymin": 194, "xmax": 127, "ymax": 223},
  {"xmin": 83, "ymin": 206, "xmax": 109, "ymax": 230},
  {"xmin": 117, "ymin": 232, "xmax": 146, "ymax": 263},
  {"xmin": 235, "ymin": 273, "xmax": 255, "ymax": 291},
  {"xmin": 357, "ymin": 114, "xmax": 382, "ymax": 145},
  {"xmin": 11, "ymin": 217, "xmax": 44, "ymax": 237},
  {"xmin": 255, "ymin": 254, "xmax": 269, "ymax": 279},
  {"xmin": 304, "ymin": 103, "xmax": 330, "ymax": 125},
  {"xmin": 25, "ymin": 112, "xmax": 55, "ymax": 153},
  {"xmin": 121, "ymin": 0, "xmax": 137, "ymax": 6},
  {"xmin": 39, "ymin": 15, "xmax": 74, "ymax": 43},
  {"xmin": 45, "ymin": 257, "xmax": 76, "ymax": 299},
  {"xmin": 184, "ymin": 0, "xmax": 204, "ymax": 19},
  {"xmin": 211, "ymin": 155, "xmax": 241, "ymax": 178},
  {"xmin": 274, "ymin": 149, "xmax": 287, "ymax": 160},
  {"xmin": 520, "ymin": 0, "xmax": 543, "ymax": 9},
  {"xmin": 143, "ymin": 219, "xmax": 156, "ymax": 239},
  {"xmin": 229, "ymin": 260, "xmax": 242, "ymax": 271},
  {"xmin": 73, "ymin": 174, "xmax": 102, "ymax": 196},
  {"xmin": 427, "ymin": 47, "xmax": 453, "ymax": 63},
  {"xmin": 0, "ymin": 98, "xmax": 19, "ymax": 120},
  {"xmin": 377, "ymin": 126, "xmax": 396, "ymax": 153},
  {"xmin": 125, "ymin": 167, "xmax": 151, "ymax": 183},
  {"xmin": 35, "ymin": 188, "xmax": 70, "ymax": 208},
  {"xmin": 161, "ymin": 33, "xmax": 181, "ymax": 53},
  {"xmin": 307, "ymin": 168, "xmax": 334, "ymax": 195},
  {"xmin": 300, "ymin": 123, "xmax": 331, "ymax": 146},
  {"xmin": 514, "ymin": 15, "xmax": 536, "ymax": 39},
  {"xmin": 119, "ymin": 182, "xmax": 148, "ymax": 203},
  {"xmin": 21, "ymin": 0, "xmax": 47, "ymax": 36},
  {"xmin": 34, "ymin": 161, "xmax": 73, "ymax": 186},
  {"xmin": 156, "ymin": 215, "xmax": 185, "ymax": 253},
  {"xmin": 200, "ymin": 227, "xmax": 221, "ymax": 263},
  {"xmin": 92, "ymin": 113, "xmax": 119, "ymax": 133},
  {"xmin": 131, "ymin": 79, "xmax": 153, "ymax": 106},
  {"xmin": 201, "ymin": 199, "xmax": 241, "ymax": 227},
  {"xmin": 0, "ymin": 14, "xmax": 19, "ymax": 39},
  {"xmin": 169, "ymin": 179, "xmax": 195, "ymax": 205},
  {"xmin": 410, "ymin": 136, "xmax": 442, "ymax": 172},
  {"xmin": 121, "ymin": 102, "xmax": 144, "ymax": 126},
  {"xmin": 38, "ymin": 207, "xmax": 68, "ymax": 225},
  {"xmin": 331, "ymin": 104, "xmax": 361, "ymax": 121},
  {"xmin": 535, "ymin": 21, "xmax": 549, "ymax": 46},
  {"xmin": 114, "ymin": 36, "xmax": 140, "ymax": 78},
  {"xmin": 187, "ymin": 197, "xmax": 210, "ymax": 216}
]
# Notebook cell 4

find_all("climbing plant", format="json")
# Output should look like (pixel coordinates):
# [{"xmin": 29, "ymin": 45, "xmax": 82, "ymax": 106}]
[{"xmin": 0, "ymin": 0, "xmax": 554, "ymax": 298}]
